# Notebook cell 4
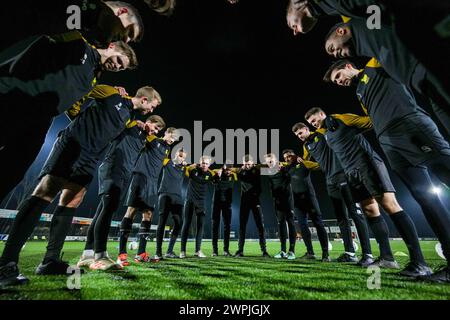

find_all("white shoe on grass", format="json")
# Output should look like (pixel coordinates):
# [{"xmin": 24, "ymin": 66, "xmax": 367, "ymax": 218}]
[
  {"xmin": 287, "ymin": 251, "xmax": 296, "ymax": 260},
  {"xmin": 89, "ymin": 257, "xmax": 123, "ymax": 271},
  {"xmin": 195, "ymin": 251, "xmax": 207, "ymax": 258},
  {"xmin": 77, "ymin": 255, "xmax": 95, "ymax": 269},
  {"xmin": 274, "ymin": 251, "xmax": 287, "ymax": 259}
]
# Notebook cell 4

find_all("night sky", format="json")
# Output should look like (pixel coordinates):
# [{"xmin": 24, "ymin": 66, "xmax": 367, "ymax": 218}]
[{"xmin": 2, "ymin": 0, "xmax": 449, "ymax": 238}]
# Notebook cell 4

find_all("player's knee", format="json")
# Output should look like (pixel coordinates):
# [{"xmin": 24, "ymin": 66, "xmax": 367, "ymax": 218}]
[
  {"xmin": 59, "ymin": 189, "xmax": 86, "ymax": 208},
  {"xmin": 360, "ymin": 199, "xmax": 379, "ymax": 218},
  {"xmin": 142, "ymin": 211, "xmax": 152, "ymax": 221},
  {"xmin": 125, "ymin": 208, "xmax": 136, "ymax": 219},
  {"xmin": 32, "ymin": 188, "xmax": 54, "ymax": 202},
  {"xmin": 32, "ymin": 176, "xmax": 60, "ymax": 201},
  {"xmin": 380, "ymin": 193, "xmax": 402, "ymax": 214}
]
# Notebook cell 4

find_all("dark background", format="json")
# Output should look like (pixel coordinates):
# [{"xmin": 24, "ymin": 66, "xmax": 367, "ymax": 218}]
[{"xmin": 1, "ymin": 0, "xmax": 449, "ymax": 238}]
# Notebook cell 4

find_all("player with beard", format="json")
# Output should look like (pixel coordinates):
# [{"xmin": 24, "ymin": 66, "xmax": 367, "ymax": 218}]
[
  {"xmin": 305, "ymin": 107, "xmax": 432, "ymax": 274},
  {"xmin": 264, "ymin": 153, "xmax": 297, "ymax": 260},
  {"xmin": 115, "ymin": 127, "xmax": 181, "ymax": 266},
  {"xmin": 292, "ymin": 123, "xmax": 373, "ymax": 264},
  {"xmin": 324, "ymin": 59, "xmax": 450, "ymax": 282},
  {"xmin": 211, "ymin": 164, "xmax": 238, "ymax": 257},
  {"xmin": 179, "ymin": 156, "xmax": 216, "ymax": 259},
  {"xmin": 0, "ymin": 38, "xmax": 138, "ymax": 201},
  {"xmin": 282, "ymin": 149, "xmax": 330, "ymax": 261},
  {"xmin": 2, "ymin": 0, "xmax": 144, "ymax": 50},
  {"xmin": 323, "ymin": 20, "xmax": 450, "ymax": 135},
  {"xmin": 153, "ymin": 149, "xmax": 188, "ymax": 260},
  {"xmin": 75, "ymin": 115, "xmax": 164, "ymax": 269},
  {"xmin": 0, "ymin": 85, "xmax": 158, "ymax": 286},
  {"xmin": 285, "ymin": 0, "xmax": 450, "ymax": 115},
  {"xmin": 231, "ymin": 155, "xmax": 270, "ymax": 258}
]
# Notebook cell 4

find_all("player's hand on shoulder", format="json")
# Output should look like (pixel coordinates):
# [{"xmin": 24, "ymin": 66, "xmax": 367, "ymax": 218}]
[
  {"xmin": 135, "ymin": 120, "xmax": 146, "ymax": 130},
  {"xmin": 115, "ymin": 86, "xmax": 128, "ymax": 97}
]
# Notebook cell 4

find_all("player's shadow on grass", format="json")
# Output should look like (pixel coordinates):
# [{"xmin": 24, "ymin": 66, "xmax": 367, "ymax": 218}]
[
  {"xmin": 0, "ymin": 288, "xmax": 19, "ymax": 295},
  {"xmin": 98, "ymin": 270, "xmax": 139, "ymax": 281},
  {"xmin": 199, "ymin": 272, "xmax": 226, "ymax": 279}
]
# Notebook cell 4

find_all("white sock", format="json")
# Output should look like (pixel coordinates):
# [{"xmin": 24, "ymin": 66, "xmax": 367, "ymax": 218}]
[
  {"xmin": 83, "ymin": 249, "xmax": 94, "ymax": 257},
  {"xmin": 345, "ymin": 252, "xmax": 356, "ymax": 256},
  {"xmin": 94, "ymin": 251, "xmax": 109, "ymax": 260}
]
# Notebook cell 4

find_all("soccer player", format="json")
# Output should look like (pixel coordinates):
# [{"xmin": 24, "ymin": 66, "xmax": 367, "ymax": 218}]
[
  {"xmin": 0, "ymin": 85, "xmax": 159, "ymax": 286},
  {"xmin": 305, "ymin": 108, "xmax": 430, "ymax": 273},
  {"xmin": 0, "ymin": 37, "xmax": 138, "ymax": 201},
  {"xmin": 285, "ymin": 0, "xmax": 450, "ymax": 103},
  {"xmin": 282, "ymin": 149, "xmax": 330, "ymax": 261},
  {"xmin": 153, "ymin": 148, "xmax": 188, "ymax": 260},
  {"xmin": 264, "ymin": 153, "xmax": 297, "ymax": 260},
  {"xmin": 179, "ymin": 156, "xmax": 216, "ymax": 259},
  {"xmin": 232, "ymin": 155, "xmax": 270, "ymax": 258},
  {"xmin": 76, "ymin": 115, "xmax": 165, "ymax": 270},
  {"xmin": 291, "ymin": 123, "xmax": 372, "ymax": 264},
  {"xmin": 211, "ymin": 164, "xmax": 238, "ymax": 257},
  {"xmin": 3, "ymin": 0, "xmax": 144, "ymax": 49},
  {"xmin": 116, "ymin": 127, "xmax": 180, "ymax": 266},
  {"xmin": 323, "ymin": 20, "xmax": 450, "ymax": 135},
  {"xmin": 324, "ymin": 59, "xmax": 450, "ymax": 282}
]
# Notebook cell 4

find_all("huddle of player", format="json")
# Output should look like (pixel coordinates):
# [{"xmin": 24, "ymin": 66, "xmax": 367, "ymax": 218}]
[
  {"xmin": 0, "ymin": 0, "xmax": 449, "ymax": 288},
  {"xmin": 285, "ymin": 0, "xmax": 450, "ymax": 284}
]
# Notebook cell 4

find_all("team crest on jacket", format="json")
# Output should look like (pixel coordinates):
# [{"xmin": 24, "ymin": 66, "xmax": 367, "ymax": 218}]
[
  {"xmin": 81, "ymin": 53, "xmax": 88, "ymax": 64},
  {"xmin": 421, "ymin": 145, "xmax": 433, "ymax": 153},
  {"xmin": 360, "ymin": 74, "xmax": 370, "ymax": 84}
]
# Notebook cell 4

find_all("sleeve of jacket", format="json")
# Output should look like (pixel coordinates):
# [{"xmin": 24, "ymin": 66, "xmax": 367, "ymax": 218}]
[
  {"xmin": 65, "ymin": 85, "xmax": 119, "ymax": 120},
  {"xmin": 332, "ymin": 113, "xmax": 373, "ymax": 130},
  {"xmin": 302, "ymin": 145, "xmax": 321, "ymax": 170}
]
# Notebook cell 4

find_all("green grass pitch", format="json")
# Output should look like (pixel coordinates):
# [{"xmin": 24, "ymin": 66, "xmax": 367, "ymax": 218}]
[{"xmin": 0, "ymin": 240, "xmax": 449, "ymax": 300}]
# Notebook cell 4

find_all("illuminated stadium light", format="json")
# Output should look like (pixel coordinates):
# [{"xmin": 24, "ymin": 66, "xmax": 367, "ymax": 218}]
[{"xmin": 431, "ymin": 186, "xmax": 442, "ymax": 195}]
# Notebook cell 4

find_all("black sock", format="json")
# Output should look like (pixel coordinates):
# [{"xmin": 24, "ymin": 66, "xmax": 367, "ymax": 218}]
[
  {"xmin": 0, "ymin": 196, "xmax": 50, "ymax": 266},
  {"xmin": 289, "ymin": 242, "xmax": 295, "ymax": 253},
  {"xmin": 137, "ymin": 221, "xmax": 151, "ymax": 255},
  {"xmin": 390, "ymin": 211, "xmax": 426, "ymax": 265},
  {"xmin": 299, "ymin": 221, "xmax": 314, "ymax": 254},
  {"xmin": 43, "ymin": 206, "xmax": 76, "ymax": 263},
  {"xmin": 167, "ymin": 234, "xmax": 177, "ymax": 253},
  {"xmin": 367, "ymin": 215, "xmax": 394, "ymax": 261},
  {"xmin": 351, "ymin": 212, "xmax": 372, "ymax": 255},
  {"xmin": 85, "ymin": 201, "xmax": 103, "ymax": 251},
  {"xmin": 280, "ymin": 240, "xmax": 286, "ymax": 253},
  {"xmin": 94, "ymin": 193, "xmax": 120, "ymax": 254},
  {"xmin": 315, "ymin": 224, "xmax": 329, "ymax": 256},
  {"xmin": 119, "ymin": 217, "xmax": 133, "ymax": 254}
]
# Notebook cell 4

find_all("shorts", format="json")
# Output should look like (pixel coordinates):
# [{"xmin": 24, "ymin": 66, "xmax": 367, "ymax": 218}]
[
  {"xmin": 345, "ymin": 160, "xmax": 396, "ymax": 203},
  {"xmin": 326, "ymin": 172, "xmax": 347, "ymax": 199},
  {"xmin": 124, "ymin": 172, "xmax": 158, "ymax": 210},
  {"xmin": 39, "ymin": 134, "xmax": 97, "ymax": 188},
  {"xmin": 97, "ymin": 161, "xmax": 130, "ymax": 196},
  {"xmin": 378, "ymin": 113, "xmax": 450, "ymax": 170}
]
